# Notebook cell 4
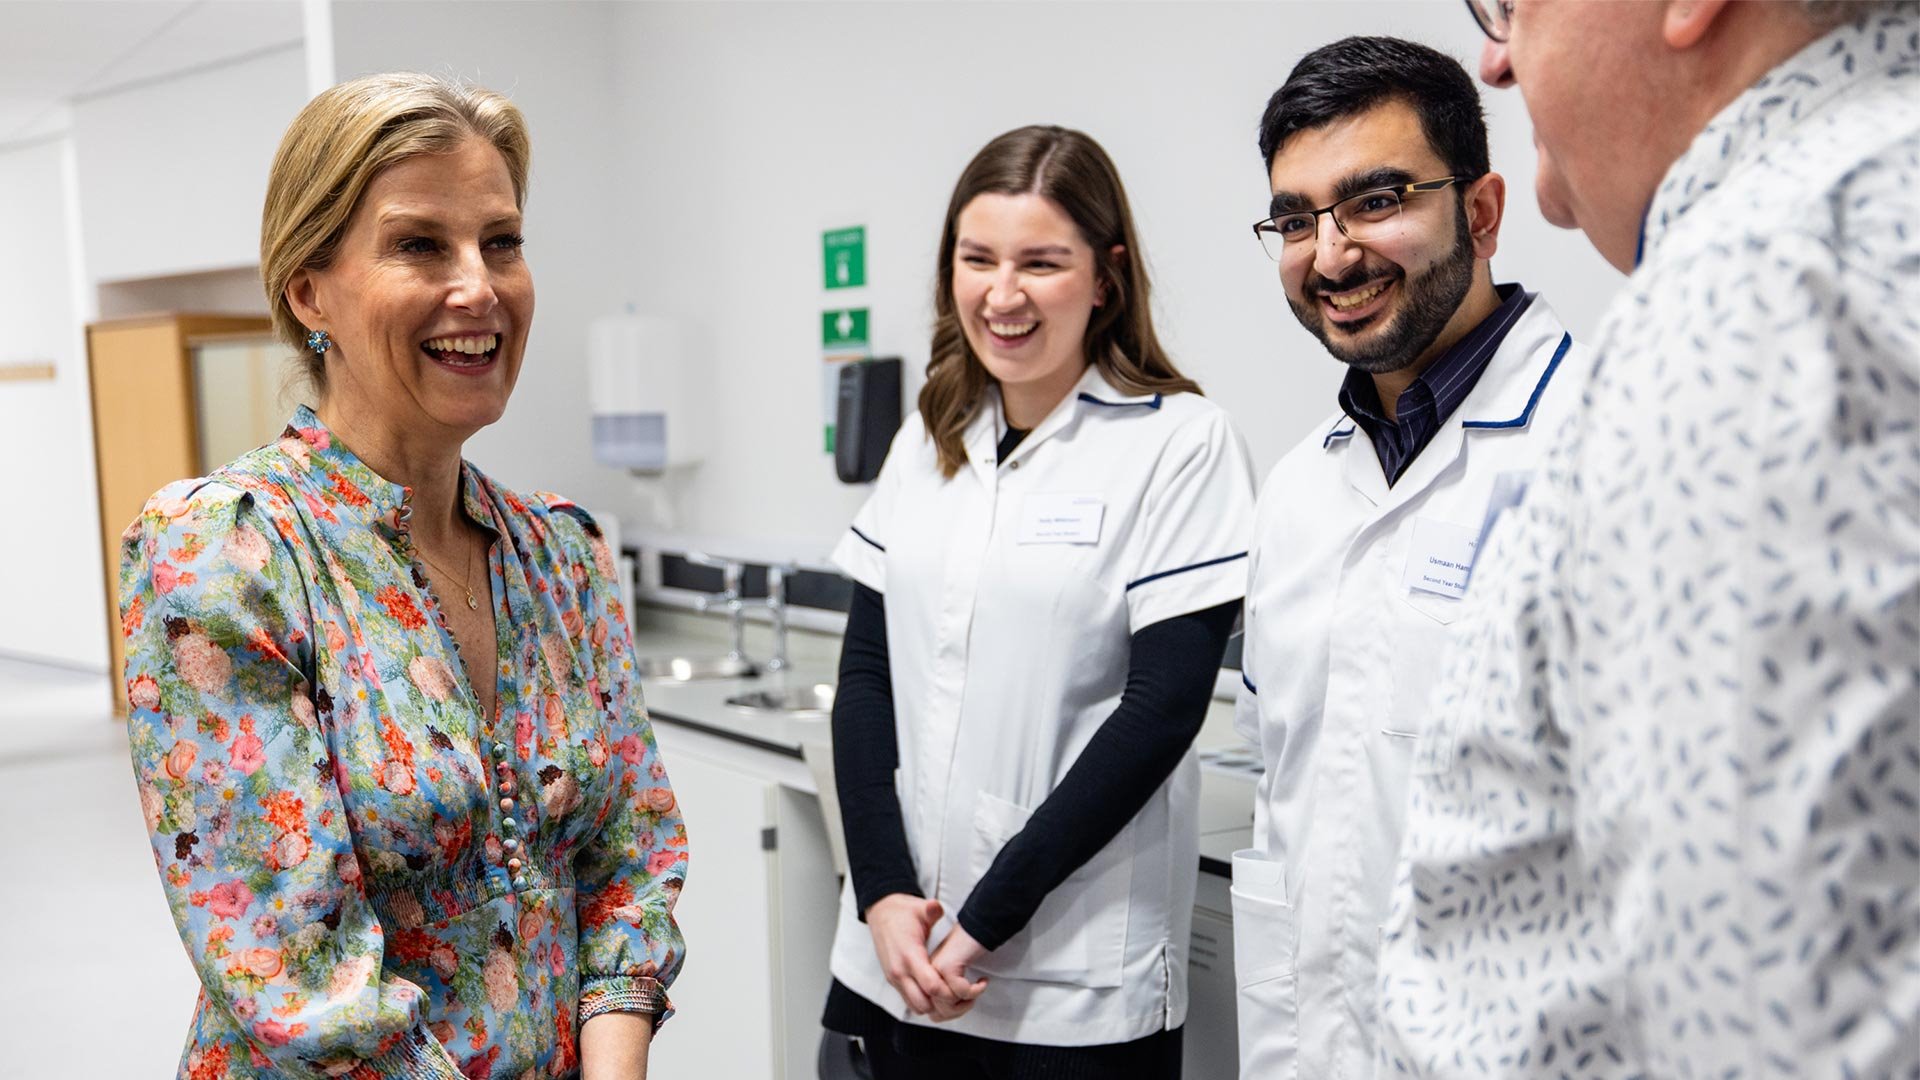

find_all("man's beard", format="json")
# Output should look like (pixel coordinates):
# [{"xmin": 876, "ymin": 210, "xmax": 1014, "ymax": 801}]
[{"xmin": 1288, "ymin": 211, "xmax": 1475, "ymax": 375}]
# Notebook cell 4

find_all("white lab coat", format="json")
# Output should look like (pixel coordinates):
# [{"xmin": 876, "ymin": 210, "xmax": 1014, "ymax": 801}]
[
  {"xmin": 1231, "ymin": 299, "xmax": 1589, "ymax": 1078},
  {"xmin": 828, "ymin": 364, "xmax": 1257, "ymax": 1046}
]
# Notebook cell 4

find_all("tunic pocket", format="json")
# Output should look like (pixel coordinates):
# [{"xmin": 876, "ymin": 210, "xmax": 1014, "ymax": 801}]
[
  {"xmin": 965, "ymin": 791, "xmax": 1128, "ymax": 988},
  {"xmin": 1229, "ymin": 849, "xmax": 1299, "ymax": 1078},
  {"xmin": 1400, "ymin": 586, "xmax": 1463, "ymax": 625}
]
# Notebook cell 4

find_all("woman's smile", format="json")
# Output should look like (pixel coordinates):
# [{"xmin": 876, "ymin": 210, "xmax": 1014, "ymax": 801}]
[{"xmin": 421, "ymin": 331, "xmax": 504, "ymax": 373}]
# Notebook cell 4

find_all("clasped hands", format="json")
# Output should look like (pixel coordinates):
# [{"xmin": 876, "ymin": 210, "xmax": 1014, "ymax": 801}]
[{"xmin": 864, "ymin": 893, "xmax": 990, "ymax": 1022}]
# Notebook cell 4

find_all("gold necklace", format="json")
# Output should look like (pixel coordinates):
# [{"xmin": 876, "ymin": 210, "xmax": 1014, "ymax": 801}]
[{"xmin": 416, "ymin": 540, "xmax": 480, "ymax": 610}]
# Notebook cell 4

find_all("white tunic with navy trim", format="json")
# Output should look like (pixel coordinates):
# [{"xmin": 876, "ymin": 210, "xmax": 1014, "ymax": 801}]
[
  {"xmin": 1232, "ymin": 298, "xmax": 1588, "ymax": 1080},
  {"xmin": 828, "ymin": 364, "xmax": 1257, "ymax": 1045}
]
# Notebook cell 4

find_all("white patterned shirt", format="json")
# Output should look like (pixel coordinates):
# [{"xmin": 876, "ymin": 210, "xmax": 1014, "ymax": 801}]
[{"xmin": 1376, "ymin": 9, "xmax": 1920, "ymax": 1079}]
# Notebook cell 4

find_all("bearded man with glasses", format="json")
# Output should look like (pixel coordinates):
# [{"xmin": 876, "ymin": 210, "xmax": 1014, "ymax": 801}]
[{"xmin": 1228, "ymin": 34, "xmax": 1591, "ymax": 1080}]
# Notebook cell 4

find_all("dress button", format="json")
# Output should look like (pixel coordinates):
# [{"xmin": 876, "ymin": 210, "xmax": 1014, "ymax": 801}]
[
  {"xmin": 491, "ymin": 742, "xmax": 507, "ymax": 757},
  {"xmin": 512, "ymin": 876, "xmax": 529, "ymax": 890},
  {"xmin": 496, "ymin": 760, "xmax": 513, "ymax": 774},
  {"xmin": 500, "ymin": 797, "xmax": 515, "ymax": 812},
  {"xmin": 503, "ymin": 837, "xmax": 519, "ymax": 852},
  {"xmin": 502, "ymin": 817, "xmax": 518, "ymax": 833},
  {"xmin": 507, "ymin": 857, "xmax": 523, "ymax": 872},
  {"xmin": 1009, "ymin": 460, "xmax": 1021, "ymax": 470}
]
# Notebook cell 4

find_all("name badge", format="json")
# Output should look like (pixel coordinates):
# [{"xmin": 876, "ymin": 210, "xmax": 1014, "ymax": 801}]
[
  {"xmin": 1402, "ymin": 517, "xmax": 1479, "ymax": 600},
  {"xmin": 1017, "ymin": 493, "xmax": 1104, "ymax": 545}
]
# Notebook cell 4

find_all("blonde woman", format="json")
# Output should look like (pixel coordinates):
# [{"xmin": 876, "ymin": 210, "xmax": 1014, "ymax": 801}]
[{"xmin": 122, "ymin": 73, "xmax": 685, "ymax": 1079}]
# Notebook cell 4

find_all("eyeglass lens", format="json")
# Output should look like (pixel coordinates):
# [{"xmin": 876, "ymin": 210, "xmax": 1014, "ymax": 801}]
[
  {"xmin": 1466, "ymin": 0, "xmax": 1511, "ymax": 42},
  {"xmin": 1258, "ymin": 190, "xmax": 1404, "ymax": 259}
]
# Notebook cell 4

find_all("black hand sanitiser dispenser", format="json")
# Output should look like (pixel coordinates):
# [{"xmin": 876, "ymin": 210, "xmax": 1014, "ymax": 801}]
[{"xmin": 835, "ymin": 357, "xmax": 902, "ymax": 484}]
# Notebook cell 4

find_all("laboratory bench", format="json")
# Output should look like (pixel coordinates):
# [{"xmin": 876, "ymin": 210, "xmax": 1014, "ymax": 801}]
[{"xmin": 630, "ymin": 603, "xmax": 1252, "ymax": 1080}]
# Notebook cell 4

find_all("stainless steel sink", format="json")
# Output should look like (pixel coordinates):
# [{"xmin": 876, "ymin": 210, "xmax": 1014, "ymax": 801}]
[
  {"xmin": 725, "ymin": 684, "xmax": 836, "ymax": 718},
  {"xmin": 635, "ymin": 655, "xmax": 759, "ymax": 681}
]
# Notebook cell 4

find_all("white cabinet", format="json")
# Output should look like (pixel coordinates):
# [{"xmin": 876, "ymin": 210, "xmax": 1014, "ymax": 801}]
[
  {"xmin": 647, "ymin": 723, "xmax": 840, "ymax": 1079},
  {"xmin": 1186, "ymin": 869, "xmax": 1240, "ymax": 1080}
]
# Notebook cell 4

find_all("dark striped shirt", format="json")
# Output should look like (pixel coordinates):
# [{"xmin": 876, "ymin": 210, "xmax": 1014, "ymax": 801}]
[{"xmin": 1339, "ymin": 282, "xmax": 1533, "ymax": 486}]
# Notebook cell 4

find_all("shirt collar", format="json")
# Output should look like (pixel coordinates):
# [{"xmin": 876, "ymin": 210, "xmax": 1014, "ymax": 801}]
[
  {"xmin": 961, "ymin": 364, "xmax": 1162, "ymax": 474},
  {"xmin": 1334, "ymin": 283, "xmax": 1534, "ymax": 437},
  {"xmin": 1639, "ymin": 8, "xmax": 1916, "ymax": 265},
  {"xmin": 279, "ymin": 404, "xmax": 494, "ymax": 546},
  {"xmin": 1070, "ymin": 363, "xmax": 1163, "ymax": 411}
]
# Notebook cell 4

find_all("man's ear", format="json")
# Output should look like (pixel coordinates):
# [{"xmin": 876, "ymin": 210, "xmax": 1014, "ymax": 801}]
[
  {"xmin": 1465, "ymin": 172, "xmax": 1507, "ymax": 261},
  {"xmin": 1664, "ymin": 0, "xmax": 1732, "ymax": 49}
]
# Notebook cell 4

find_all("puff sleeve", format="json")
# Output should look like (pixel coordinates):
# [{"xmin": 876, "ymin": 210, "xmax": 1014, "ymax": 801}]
[
  {"xmin": 122, "ymin": 480, "xmax": 461, "ymax": 1079},
  {"xmin": 542, "ymin": 503, "xmax": 689, "ymax": 1027}
]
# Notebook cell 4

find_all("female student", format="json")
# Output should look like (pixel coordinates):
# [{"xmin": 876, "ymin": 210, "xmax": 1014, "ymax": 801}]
[{"xmin": 820, "ymin": 124, "xmax": 1257, "ymax": 1078}]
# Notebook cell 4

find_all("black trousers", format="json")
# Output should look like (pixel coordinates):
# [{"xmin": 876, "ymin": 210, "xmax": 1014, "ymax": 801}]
[{"xmin": 823, "ymin": 978, "xmax": 1185, "ymax": 1080}]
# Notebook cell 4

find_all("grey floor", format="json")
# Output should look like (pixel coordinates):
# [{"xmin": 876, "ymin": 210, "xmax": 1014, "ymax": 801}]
[{"xmin": 0, "ymin": 655, "xmax": 201, "ymax": 1077}]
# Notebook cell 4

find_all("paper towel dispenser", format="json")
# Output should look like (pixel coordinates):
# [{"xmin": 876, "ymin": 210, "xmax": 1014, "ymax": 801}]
[
  {"xmin": 588, "ymin": 313, "xmax": 705, "ymax": 473},
  {"xmin": 835, "ymin": 357, "xmax": 901, "ymax": 484}
]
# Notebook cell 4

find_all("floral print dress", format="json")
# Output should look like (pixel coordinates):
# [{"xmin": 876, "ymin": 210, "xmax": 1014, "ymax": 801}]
[{"xmin": 121, "ymin": 406, "xmax": 687, "ymax": 1080}]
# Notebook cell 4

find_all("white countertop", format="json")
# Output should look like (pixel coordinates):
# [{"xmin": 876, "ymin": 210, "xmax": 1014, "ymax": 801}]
[{"xmin": 630, "ymin": 606, "xmax": 1256, "ymax": 875}]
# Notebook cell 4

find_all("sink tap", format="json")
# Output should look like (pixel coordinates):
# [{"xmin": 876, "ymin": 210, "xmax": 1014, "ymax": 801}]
[
  {"xmin": 685, "ymin": 553, "xmax": 753, "ymax": 666},
  {"xmin": 763, "ymin": 564, "xmax": 793, "ymax": 674}
]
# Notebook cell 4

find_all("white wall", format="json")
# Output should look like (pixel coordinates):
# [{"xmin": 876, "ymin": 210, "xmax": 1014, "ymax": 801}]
[
  {"xmin": 609, "ymin": 0, "xmax": 1621, "ymax": 559},
  {"xmin": 0, "ymin": 37, "xmax": 309, "ymax": 670},
  {"xmin": 71, "ymin": 44, "xmax": 309, "ymax": 284},
  {"xmin": 96, "ymin": 267, "xmax": 268, "ymax": 320},
  {"xmin": 0, "ymin": 135, "xmax": 106, "ymax": 668}
]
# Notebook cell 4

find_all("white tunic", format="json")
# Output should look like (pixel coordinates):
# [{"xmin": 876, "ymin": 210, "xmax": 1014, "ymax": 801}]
[
  {"xmin": 828, "ymin": 364, "xmax": 1258, "ymax": 1045},
  {"xmin": 1377, "ymin": 11, "xmax": 1920, "ymax": 1078},
  {"xmin": 1232, "ymin": 299, "xmax": 1588, "ymax": 1080}
]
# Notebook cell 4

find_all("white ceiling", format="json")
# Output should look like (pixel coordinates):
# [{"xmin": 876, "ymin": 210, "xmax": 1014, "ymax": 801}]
[{"xmin": 0, "ymin": 0, "xmax": 302, "ymax": 145}]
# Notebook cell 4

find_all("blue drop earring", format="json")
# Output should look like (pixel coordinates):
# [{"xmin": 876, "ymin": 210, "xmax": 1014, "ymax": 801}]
[{"xmin": 306, "ymin": 329, "xmax": 332, "ymax": 355}]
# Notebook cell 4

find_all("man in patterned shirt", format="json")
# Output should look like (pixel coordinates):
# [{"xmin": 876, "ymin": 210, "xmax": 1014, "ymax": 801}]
[{"xmin": 1376, "ymin": 2, "xmax": 1919, "ymax": 1078}]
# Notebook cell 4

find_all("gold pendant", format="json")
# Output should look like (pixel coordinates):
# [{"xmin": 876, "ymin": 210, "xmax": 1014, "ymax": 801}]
[{"xmin": 466, "ymin": 592, "xmax": 479, "ymax": 610}]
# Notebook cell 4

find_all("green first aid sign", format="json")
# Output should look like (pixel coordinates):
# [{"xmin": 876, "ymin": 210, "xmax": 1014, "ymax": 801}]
[
  {"xmin": 823, "ymin": 226, "xmax": 866, "ymax": 289},
  {"xmin": 822, "ymin": 308, "xmax": 870, "ymax": 351}
]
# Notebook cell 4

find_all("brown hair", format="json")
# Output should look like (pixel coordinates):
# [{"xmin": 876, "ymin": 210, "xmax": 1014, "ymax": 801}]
[
  {"xmin": 922, "ymin": 125, "xmax": 1199, "ymax": 477},
  {"xmin": 260, "ymin": 72, "xmax": 531, "ymax": 390}
]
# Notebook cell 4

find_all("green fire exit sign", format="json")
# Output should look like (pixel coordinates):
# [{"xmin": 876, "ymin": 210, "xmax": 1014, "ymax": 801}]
[
  {"xmin": 821, "ymin": 307, "xmax": 870, "ymax": 351},
  {"xmin": 823, "ymin": 226, "xmax": 866, "ymax": 289}
]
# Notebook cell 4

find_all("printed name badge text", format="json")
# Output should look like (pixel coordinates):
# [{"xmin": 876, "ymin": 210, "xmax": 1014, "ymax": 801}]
[
  {"xmin": 1017, "ymin": 493, "xmax": 1105, "ymax": 545},
  {"xmin": 1402, "ymin": 517, "xmax": 1480, "ymax": 600}
]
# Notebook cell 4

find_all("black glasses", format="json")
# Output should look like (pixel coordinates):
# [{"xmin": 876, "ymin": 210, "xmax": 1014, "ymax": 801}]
[
  {"xmin": 1465, "ymin": 0, "xmax": 1513, "ymax": 42},
  {"xmin": 1251, "ymin": 177, "xmax": 1465, "ymax": 260}
]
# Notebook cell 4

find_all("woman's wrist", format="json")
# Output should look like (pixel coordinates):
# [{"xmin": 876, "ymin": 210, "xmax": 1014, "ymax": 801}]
[{"xmin": 579, "ymin": 1011, "xmax": 654, "ymax": 1080}]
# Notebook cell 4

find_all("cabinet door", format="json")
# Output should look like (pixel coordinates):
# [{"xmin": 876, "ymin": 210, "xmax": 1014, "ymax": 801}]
[
  {"xmin": 1186, "ymin": 870, "xmax": 1241, "ymax": 1080},
  {"xmin": 643, "ymin": 744, "xmax": 779, "ymax": 1078},
  {"xmin": 768, "ymin": 784, "xmax": 840, "ymax": 1080}
]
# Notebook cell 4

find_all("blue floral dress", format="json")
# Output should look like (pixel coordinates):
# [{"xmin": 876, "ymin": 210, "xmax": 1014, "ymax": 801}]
[{"xmin": 121, "ymin": 406, "xmax": 687, "ymax": 1079}]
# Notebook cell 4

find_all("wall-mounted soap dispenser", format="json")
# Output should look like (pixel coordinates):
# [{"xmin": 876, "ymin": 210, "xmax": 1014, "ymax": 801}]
[
  {"xmin": 588, "ymin": 313, "xmax": 706, "ymax": 473},
  {"xmin": 834, "ymin": 356, "xmax": 901, "ymax": 484}
]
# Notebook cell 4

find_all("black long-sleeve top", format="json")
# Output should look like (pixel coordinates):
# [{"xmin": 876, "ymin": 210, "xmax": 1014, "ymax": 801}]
[{"xmin": 830, "ymin": 581, "xmax": 1238, "ymax": 951}]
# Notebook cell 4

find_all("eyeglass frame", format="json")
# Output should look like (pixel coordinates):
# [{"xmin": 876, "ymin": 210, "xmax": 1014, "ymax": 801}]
[
  {"xmin": 1250, "ymin": 176, "xmax": 1470, "ymax": 260},
  {"xmin": 1464, "ymin": 0, "xmax": 1513, "ymax": 43}
]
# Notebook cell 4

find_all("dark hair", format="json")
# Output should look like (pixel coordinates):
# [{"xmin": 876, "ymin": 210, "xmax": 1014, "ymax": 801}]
[
  {"xmin": 921, "ymin": 125, "xmax": 1199, "ymax": 478},
  {"xmin": 1258, "ymin": 36, "xmax": 1489, "ymax": 179}
]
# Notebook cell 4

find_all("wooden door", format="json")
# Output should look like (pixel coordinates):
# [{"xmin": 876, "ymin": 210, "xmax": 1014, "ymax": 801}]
[{"xmin": 88, "ymin": 313, "xmax": 272, "ymax": 711}]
